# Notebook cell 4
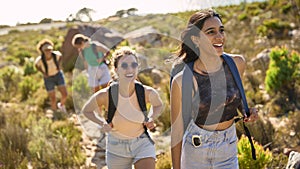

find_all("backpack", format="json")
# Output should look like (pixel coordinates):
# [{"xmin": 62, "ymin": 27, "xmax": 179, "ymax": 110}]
[
  {"xmin": 41, "ymin": 52, "xmax": 59, "ymax": 75},
  {"xmin": 170, "ymin": 53, "xmax": 256, "ymax": 160},
  {"xmin": 106, "ymin": 81, "xmax": 154, "ymax": 144}
]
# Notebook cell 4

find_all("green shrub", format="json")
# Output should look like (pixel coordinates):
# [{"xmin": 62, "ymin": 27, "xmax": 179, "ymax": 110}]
[
  {"xmin": 0, "ymin": 66, "xmax": 22, "ymax": 101},
  {"xmin": 238, "ymin": 135, "xmax": 273, "ymax": 169},
  {"xmin": 16, "ymin": 50, "xmax": 32, "ymax": 66},
  {"xmin": 0, "ymin": 124, "xmax": 29, "ymax": 168},
  {"xmin": 280, "ymin": 3, "xmax": 292, "ymax": 14},
  {"xmin": 23, "ymin": 57, "xmax": 37, "ymax": 76},
  {"xmin": 156, "ymin": 151, "xmax": 172, "ymax": 169},
  {"xmin": 72, "ymin": 71, "xmax": 91, "ymax": 111},
  {"xmin": 19, "ymin": 76, "xmax": 38, "ymax": 101},
  {"xmin": 27, "ymin": 117, "xmax": 85, "ymax": 168},
  {"xmin": 238, "ymin": 13, "xmax": 248, "ymax": 21},
  {"xmin": 265, "ymin": 46, "xmax": 300, "ymax": 110}
]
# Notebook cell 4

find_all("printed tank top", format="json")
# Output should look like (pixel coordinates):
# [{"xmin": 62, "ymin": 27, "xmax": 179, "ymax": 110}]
[{"xmin": 192, "ymin": 61, "xmax": 241, "ymax": 125}]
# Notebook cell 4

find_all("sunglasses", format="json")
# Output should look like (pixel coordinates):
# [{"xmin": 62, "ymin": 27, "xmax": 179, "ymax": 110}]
[{"xmin": 120, "ymin": 62, "xmax": 138, "ymax": 69}]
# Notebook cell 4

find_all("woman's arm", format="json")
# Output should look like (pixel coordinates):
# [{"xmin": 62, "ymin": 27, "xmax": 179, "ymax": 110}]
[
  {"xmin": 81, "ymin": 88, "xmax": 109, "ymax": 127},
  {"xmin": 170, "ymin": 74, "xmax": 184, "ymax": 169},
  {"xmin": 145, "ymin": 86, "xmax": 163, "ymax": 120},
  {"xmin": 95, "ymin": 42, "xmax": 110, "ymax": 57}
]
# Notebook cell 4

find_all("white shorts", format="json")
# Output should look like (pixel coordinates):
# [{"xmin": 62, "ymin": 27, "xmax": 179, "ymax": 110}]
[{"xmin": 87, "ymin": 63, "xmax": 111, "ymax": 87}]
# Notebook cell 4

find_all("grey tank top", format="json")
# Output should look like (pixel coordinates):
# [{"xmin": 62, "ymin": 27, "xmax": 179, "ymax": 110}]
[{"xmin": 192, "ymin": 62, "xmax": 241, "ymax": 125}]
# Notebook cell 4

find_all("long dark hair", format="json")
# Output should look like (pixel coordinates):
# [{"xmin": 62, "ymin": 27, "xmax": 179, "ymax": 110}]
[
  {"xmin": 37, "ymin": 39, "xmax": 59, "ymax": 75},
  {"xmin": 41, "ymin": 52, "xmax": 59, "ymax": 75},
  {"xmin": 177, "ymin": 9, "xmax": 222, "ymax": 63}
]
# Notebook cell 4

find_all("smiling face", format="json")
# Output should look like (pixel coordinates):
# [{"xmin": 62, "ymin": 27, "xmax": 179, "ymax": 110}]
[
  {"xmin": 201, "ymin": 16, "xmax": 226, "ymax": 56},
  {"xmin": 116, "ymin": 54, "xmax": 139, "ymax": 82}
]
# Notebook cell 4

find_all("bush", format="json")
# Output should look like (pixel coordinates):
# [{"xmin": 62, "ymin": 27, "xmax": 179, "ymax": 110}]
[
  {"xmin": 0, "ymin": 66, "xmax": 22, "ymax": 101},
  {"xmin": 23, "ymin": 57, "xmax": 37, "ymax": 76},
  {"xmin": 0, "ymin": 124, "xmax": 29, "ymax": 168},
  {"xmin": 156, "ymin": 151, "xmax": 172, "ymax": 169},
  {"xmin": 265, "ymin": 46, "xmax": 300, "ymax": 111},
  {"xmin": 238, "ymin": 135, "xmax": 273, "ymax": 169},
  {"xmin": 19, "ymin": 76, "xmax": 38, "ymax": 101}
]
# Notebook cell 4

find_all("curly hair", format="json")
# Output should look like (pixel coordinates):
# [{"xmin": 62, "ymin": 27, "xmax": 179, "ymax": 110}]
[{"xmin": 112, "ymin": 46, "xmax": 138, "ymax": 68}]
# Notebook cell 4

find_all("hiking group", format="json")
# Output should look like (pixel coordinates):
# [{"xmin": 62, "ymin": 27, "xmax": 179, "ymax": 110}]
[{"xmin": 35, "ymin": 8, "xmax": 259, "ymax": 169}]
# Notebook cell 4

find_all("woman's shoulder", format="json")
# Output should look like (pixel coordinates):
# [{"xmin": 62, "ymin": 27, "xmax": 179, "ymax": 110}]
[
  {"xmin": 224, "ymin": 53, "xmax": 245, "ymax": 65},
  {"xmin": 52, "ymin": 51, "xmax": 62, "ymax": 56},
  {"xmin": 34, "ymin": 56, "xmax": 42, "ymax": 64},
  {"xmin": 224, "ymin": 53, "xmax": 246, "ymax": 75}
]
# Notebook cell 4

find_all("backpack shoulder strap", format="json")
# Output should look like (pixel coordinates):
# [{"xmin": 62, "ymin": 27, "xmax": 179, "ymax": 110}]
[
  {"xmin": 51, "ymin": 52, "xmax": 60, "ymax": 70},
  {"xmin": 222, "ymin": 54, "xmax": 256, "ymax": 160},
  {"xmin": 182, "ymin": 61, "xmax": 195, "ymax": 131},
  {"xmin": 135, "ymin": 82, "xmax": 148, "ymax": 121},
  {"xmin": 107, "ymin": 82, "xmax": 118, "ymax": 123},
  {"xmin": 222, "ymin": 54, "xmax": 250, "ymax": 117},
  {"xmin": 135, "ymin": 82, "xmax": 155, "ymax": 144},
  {"xmin": 106, "ymin": 82, "xmax": 148, "ymax": 123},
  {"xmin": 91, "ymin": 42, "xmax": 101, "ymax": 59}
]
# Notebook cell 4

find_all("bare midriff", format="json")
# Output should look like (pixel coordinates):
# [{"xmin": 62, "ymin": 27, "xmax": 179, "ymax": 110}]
[{"xmin": 198, "ymin": 118, "xmax": 235, "ymax": 131}]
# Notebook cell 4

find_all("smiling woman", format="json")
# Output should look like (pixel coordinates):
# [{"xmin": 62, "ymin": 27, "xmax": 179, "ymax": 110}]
[
  {"xmin": 170, "ymin": 9, "xmax": 259, "ymax": 169},
  {"xmin": 81, "ymin": 46, "xmax": 163, "ymax": 169}
]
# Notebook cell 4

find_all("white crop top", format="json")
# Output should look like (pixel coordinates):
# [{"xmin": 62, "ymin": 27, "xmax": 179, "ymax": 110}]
[{"xmin": 111, "ymin": 91, "xmax": 145, "ymax": 139}]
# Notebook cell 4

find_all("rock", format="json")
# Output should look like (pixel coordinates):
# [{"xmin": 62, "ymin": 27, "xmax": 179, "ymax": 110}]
[
  {"xmin": 124, "ymin": 26, "xmax": 162, "ymax": 46},
  {"xmin": 61, "ymin": 24, "xmax": 124, "ymax": 71},
  {"xmin": 286, "ymin": 151, "xmax": 300, "ymax": 169}
]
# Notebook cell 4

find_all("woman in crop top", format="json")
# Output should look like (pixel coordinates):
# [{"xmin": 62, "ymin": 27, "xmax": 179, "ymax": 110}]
[
  {"xmin": 35, "ymin": 39, "xmax": 68, "ymax": 113},
  {"xmin": 81, "ymin": 46, "xmax": 163, "ymax": 169},
  {"xmin": 170, "ymin": 9, "xmax": 259, "ymax": 169}
]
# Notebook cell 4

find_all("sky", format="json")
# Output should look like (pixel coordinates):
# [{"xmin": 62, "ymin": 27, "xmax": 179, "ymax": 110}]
[{"xmin": 0, "ymin": 0, "xmax": 265, "ymax": 26}]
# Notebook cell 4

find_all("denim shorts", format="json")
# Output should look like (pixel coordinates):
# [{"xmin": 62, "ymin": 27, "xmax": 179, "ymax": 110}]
[
  {"xmin": 87, "ymin": 64, "xmax": 111, "ymax": 87},
  {"xmin": 106, "ymin": 133, "xmax": 156, "ymax": 169},
  {"xmin": 43, "ymin": 71, "xmax": 66, "ymax": 92},
  {"xmin": 181, "ymin": 120, "xmax": 239, "ymax": 169}
]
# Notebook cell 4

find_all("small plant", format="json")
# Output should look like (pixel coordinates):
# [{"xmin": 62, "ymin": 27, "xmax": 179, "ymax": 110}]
[
  {"xmin": 156, "ymin": 151, "xmax": 172, "ymax": 169},
  {"xmin": 19, "ymin": 76, "xmax": 38, "ymax": 101},
  {"xmin": 265, "ymin": 46, "xmax": 300, "ymax": 112},
  {"xmin": 238, "ymin": 135, "xmax": 273, "ymax": 169},
  {"xmin": 23, "ymin": 57, "xmax": 37, "ymax": 76}
]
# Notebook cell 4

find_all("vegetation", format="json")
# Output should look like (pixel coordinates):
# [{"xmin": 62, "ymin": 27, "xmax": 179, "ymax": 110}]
[
  {"xmin": 265, "ymin": 47, "xmax": 300, "ymax": 109},
  {"xmin": 0, "ymin": 0, "xmax": 299, "ymax": 168}
]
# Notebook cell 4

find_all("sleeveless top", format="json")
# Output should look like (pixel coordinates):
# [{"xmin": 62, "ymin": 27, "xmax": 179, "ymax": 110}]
[
  {"xmin": 111, "ymin": 91, "xmax": 145, "ymax": 139},
  {"xmin": 193, "ymin": 61, "xmax": 241, "ymax": 125},
  {"xmin": 35, "ymin": 51, "xmax": 61, "ymax": 76},
  {"xmin": 83, "ymin": 42, "xmax": 104, "ymax": 67}
]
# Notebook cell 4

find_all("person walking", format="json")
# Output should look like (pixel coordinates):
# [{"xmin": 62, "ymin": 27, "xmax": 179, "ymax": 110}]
[
  {"xmin": 170, "ymin": 9, "xmax": 259, "ymax": 169},
  {"xmin": 72, "ymin": 33, "xmax": 112, "ymax": 93},
  {"xmin": 35, "ymin": 39, "xmax": 68, "ymax": 113},
  {"xmin": 81, "ymin": 46, "xmax": 163, "ymax": 169}
]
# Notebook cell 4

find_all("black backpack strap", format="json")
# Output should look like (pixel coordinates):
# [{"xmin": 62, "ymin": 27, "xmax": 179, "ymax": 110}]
[
  {"xmin": 106, "ymin": 82, "xmax": 154, "ymax": 144},
  {"xmin": 107, "ymin": 83, "xmax": 118, "ymax": 123},
  {"xmin": 135, "ymin": 82, "xmax": 154, "ymax": 144},
  {"xmin": 51, "ymin": 52, "xmax": 60, "ymax": 71},
  {"xmin": 135, "ymin": 83, "xmax": 149, "ymax": 121},
  {"xmin": 222, "ymin": 54, "xmax": 256, "ymax": 160}
]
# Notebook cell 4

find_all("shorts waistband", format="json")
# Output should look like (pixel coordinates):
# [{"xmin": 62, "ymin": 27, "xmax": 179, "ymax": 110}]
[
  {"xmin": 108, "ymin": 133, "xmax": 148, "ymax": 144},
  {"xmin": 185, "ymin": 120, "xmax": 235, "ymax": 142}
]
